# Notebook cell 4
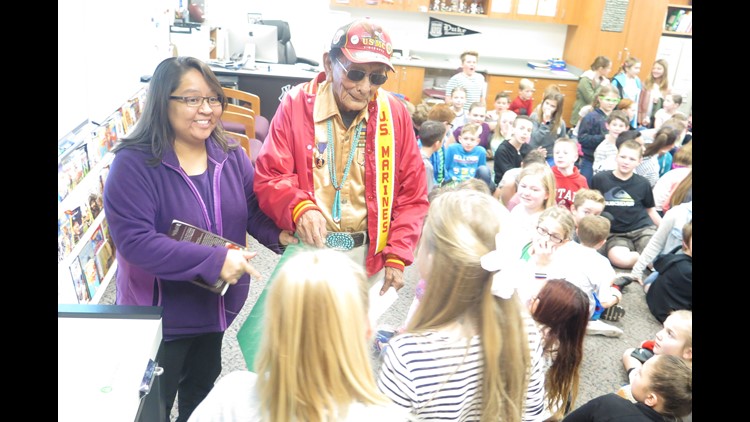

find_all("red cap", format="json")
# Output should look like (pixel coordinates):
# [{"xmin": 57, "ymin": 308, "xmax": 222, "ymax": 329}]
[{"xmin": 330, "ymin": 19, "xmax": 395, "ymax": 72}]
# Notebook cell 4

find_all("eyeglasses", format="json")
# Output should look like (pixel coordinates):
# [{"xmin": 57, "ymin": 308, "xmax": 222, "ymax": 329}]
[
  {"xmin": 169, "ymin": 95, "xmax": 223, "ymax": 107},
  {"xmin": 536, "ymin": 226, "xmax": 565, "ymax": 244},
  {"xmin": 599, "ymin": 96, "xmax": 620, "ymax": 104},
  {"xmin": 334, "ymin": 57, "xmax": 388, "ymax": 85}
]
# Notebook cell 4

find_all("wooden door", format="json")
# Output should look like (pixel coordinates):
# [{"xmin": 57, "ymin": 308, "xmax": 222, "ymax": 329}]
[
  {"xmin": 623, "ymin": 0, "xmax": 669, "ymax": 69},
  {"xmin": 400, "ymin": 66, "xmax": 425, "ymax": 105},
  {"xmin": 384, "ymin": 65, "xmax": 425, "ymax": 106},
  {"xmin": 563, "ymin": 0, "xmax": 630, "ymax": 75}
]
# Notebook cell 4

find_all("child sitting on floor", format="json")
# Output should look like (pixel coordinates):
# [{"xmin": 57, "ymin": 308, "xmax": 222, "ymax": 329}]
[
  {"xmin": 564, "ymin": 354, "xmax": 692, "ymax": 421},
  {"xmin": 616, "ymin": 309, "xmax": 692, "ymax": 402}
]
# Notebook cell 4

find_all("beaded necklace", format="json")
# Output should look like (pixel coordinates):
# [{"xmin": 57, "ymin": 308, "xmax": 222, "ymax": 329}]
[
  {"xmin": 435, "ymin": 146, "xmax": 445, "ymax": 184},
  {"xmin": 327, "ymin": 118, "xmax": 364, "ymax": 223}
]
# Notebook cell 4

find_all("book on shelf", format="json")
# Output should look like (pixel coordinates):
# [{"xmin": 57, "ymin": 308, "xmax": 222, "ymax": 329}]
[
  {"xmin": 675, "ymin": 11, "xmax": 691, "ymax": 33},
  {"xmin": 167, "ymin": 219, "xmax": 246, "ymax": 295},
  {"xmin": 58, "ymin": 144, "xmax": 91, "ymax": 203},
  {"xmin": 78, "ymin": 240, "xmax": 101, "ymax": 301},
  {"xmin": 68, "ymin": 257, "xmax": 92, "ymax": 304},
  {"xmin": 94, "ymin": 240, "xmax": 114, "ymax": 281},
  {"xmin": 665, "ymin": 9, "xmax": 692, "ymax": 33},
  {"xmin": 59, "ymin": 212, "xmax": 73, "ymax": 263}
]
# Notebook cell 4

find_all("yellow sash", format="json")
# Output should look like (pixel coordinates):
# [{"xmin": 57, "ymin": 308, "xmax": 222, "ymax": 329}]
[{"xmin": 374, "ymin": 93, "xmax": 395, "ymax": 254}]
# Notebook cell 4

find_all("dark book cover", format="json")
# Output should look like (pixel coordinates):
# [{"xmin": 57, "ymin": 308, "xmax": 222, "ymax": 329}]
[{"xmin": 167, "ymin": 220, "xmax": 244, "ymax": 295}]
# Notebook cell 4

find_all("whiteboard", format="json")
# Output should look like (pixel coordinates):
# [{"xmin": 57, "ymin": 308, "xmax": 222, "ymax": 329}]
[{"xmin": 58, "ymin": 0, "xmax": 172, "ymax": 139}]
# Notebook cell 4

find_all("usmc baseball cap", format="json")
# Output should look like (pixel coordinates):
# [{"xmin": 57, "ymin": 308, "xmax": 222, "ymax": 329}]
[{"xmin": 330, "ymin": 18, "xmax": 395, "ymax": 72}]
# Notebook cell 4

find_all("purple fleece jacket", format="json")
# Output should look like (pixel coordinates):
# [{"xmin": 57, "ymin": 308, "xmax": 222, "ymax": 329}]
[{"xmin": 103, "ymin": 138, "xmax": 282, "ymax": 340}]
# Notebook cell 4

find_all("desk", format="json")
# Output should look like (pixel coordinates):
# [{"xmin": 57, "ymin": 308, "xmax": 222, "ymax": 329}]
[
  {"xmin": 211, "ymin": 63, "xmax": 320, "ymax": 122},
  {"xmin": 58, "ymin": 305, "xmax": 164, "ymax": 422}
]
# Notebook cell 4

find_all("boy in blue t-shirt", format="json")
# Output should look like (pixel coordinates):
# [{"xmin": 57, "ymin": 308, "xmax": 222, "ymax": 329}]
[{"xmin": 444, "ymin": 123, "xmax": 494, "ymax": 191}]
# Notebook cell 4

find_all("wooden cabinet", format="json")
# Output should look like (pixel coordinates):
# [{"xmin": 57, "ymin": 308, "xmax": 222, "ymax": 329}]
[
  {"xmin": 330, "ymin": 0, "xmax": 429, "ymax": 11},
  {"xmin": 486, "ymin": 74, "xmax": 576, "ymax": 124},
  {"xmin": 330, "ymin": 0, "xmax": 576, "ymax": 23},
  {"xmin": 563, "ymin": 0, "xmax": 668, "ymax": 78},
  {"xmin": 403, "ymin": 0, "xmax": 430, "ymax": 12},
  {"xmin": 663, "ymin": 4, "xmax": 692, "ymax": 37},
  {"xmin": 383, "ymin": 65, "xmax": 426, "ymax": 106},
  {"xmin": 489, "ymin": 0, "xmax": 579, "ymax": 24}
]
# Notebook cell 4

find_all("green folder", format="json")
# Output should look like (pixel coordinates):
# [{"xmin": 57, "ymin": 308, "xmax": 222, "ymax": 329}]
[{"xmin": 236, "ymin": 241, "xmax": 308, "ymax": 371}]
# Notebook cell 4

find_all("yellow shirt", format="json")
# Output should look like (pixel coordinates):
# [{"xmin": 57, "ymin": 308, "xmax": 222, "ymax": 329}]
[{"xmin": 312, "ymin": 81, "xmax": 368, "ymax": 233}]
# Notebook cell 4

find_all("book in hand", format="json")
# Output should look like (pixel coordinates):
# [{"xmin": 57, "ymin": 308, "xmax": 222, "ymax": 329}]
[{"xmin": 167, "ymin": 219, "xmax": 246, "ymax": 295}]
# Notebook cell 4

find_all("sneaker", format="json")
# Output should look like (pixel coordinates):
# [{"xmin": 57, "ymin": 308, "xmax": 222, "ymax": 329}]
[
  {"xmin": 600, "ymin": 305, "xmax": 626, "ymax": 322},
  {"xmin": 586, "ymin": 319, "xmax": 624, "ymax": 337},
  {"xmin": 613, "ymin": 275, "xmax": 636, "ymax": 292}
]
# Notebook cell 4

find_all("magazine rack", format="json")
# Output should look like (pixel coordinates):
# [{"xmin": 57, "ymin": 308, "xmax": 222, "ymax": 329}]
[{"xmin": 57, "ymin": 87, "xmax": 148, "ymax": 304}]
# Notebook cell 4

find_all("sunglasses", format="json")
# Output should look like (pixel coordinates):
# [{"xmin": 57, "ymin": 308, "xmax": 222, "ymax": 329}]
[{"xmin": 334, "ymin": 56, "xmax": 388, "ymax": 85}]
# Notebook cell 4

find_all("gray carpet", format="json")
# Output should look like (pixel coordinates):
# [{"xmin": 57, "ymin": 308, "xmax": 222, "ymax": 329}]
[{"xmin": 99, "ymin": 236, "xmax": 663, "ymax": 418}]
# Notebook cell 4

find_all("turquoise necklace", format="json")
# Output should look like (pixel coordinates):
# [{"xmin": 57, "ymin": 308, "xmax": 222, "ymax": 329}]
[{"xmin": 327, "ymin": 118, "xmax": 364, "ymax": 223}]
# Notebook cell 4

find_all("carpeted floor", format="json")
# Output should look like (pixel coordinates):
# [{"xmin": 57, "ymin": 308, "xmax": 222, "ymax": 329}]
[{"xmin": 100, "ymin": 235, "xmax": 664, "ymax": 420}]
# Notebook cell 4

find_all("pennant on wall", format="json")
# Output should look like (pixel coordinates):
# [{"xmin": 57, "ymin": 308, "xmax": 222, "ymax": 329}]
[{"xmin": 428, "ymin": 17, "xmax": 480, "ymax": 39}]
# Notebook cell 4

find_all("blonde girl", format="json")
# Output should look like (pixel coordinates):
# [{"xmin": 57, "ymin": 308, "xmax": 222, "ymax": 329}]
[
  {"xmin": 378, "ymin": 189, "xmax": 549, "ymax": 422},
  {"xmin": 489, "ymin": 109, "xmax": 517, "ymax": 158},
  {"xmin": 638, "ymin": 59, "xmax": 670, "ymax": 128},
  {"xmin": 509, "ymin": 162, "xmax": 557, "ymax": 248},
  {"xmin": 448, "ymin": 86, "xmax": 468, "ymax": 129},
  {"xmin": 610, "ymin": 57, "xmax": 643, "ymax": 127},
  {"xmin": 189, "ymin": 248, "xmax": 408, "ymax": 422}
]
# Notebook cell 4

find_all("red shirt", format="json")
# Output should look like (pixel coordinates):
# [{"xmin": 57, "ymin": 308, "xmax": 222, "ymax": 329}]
[{"xmin": 510, "ymin": 96, "xmax": 534, "ymax": 116}]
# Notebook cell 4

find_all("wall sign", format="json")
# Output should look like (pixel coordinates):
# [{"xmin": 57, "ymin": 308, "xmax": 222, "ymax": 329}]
[
  {"xmin": 428, "ymin": 17, "xmax": 480, "ymax": 39},
  {"xmin": 601, "ymin": 0, "xmax": 629, "ymax": 32}
]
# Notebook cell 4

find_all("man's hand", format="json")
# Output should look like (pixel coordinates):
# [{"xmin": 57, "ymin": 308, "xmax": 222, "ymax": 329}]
[
  {"xmin": 295, "ymin": 210, "xmax": 327, "ymax": 248},
  {"xmin": 382, "ymin": 267, "xmax": 405, "ymax": 295}
]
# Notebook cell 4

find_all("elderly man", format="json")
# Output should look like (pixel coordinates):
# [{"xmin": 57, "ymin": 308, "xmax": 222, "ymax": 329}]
[{"xmin": 253, "ymin": 18, "xmax": 429, "ymax": 295}]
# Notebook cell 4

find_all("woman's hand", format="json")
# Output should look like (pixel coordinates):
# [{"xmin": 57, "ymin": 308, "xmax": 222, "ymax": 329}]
[
  {"xmin": 220, "ymin": 247, "xmax": 261, "ymax": 284},
  {"xmin": 279, "ymin": 230, "xmax": 298, "ymax": 246}
]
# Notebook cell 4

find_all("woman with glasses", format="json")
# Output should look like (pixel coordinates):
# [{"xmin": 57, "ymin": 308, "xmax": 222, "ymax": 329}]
[
  {"xmin": 577, "ymin": 84, "xmax": 621, "ymax": 185},
  {"xmin": 103, "ymin": 56, "xmax": 296, "ymax": 422}
]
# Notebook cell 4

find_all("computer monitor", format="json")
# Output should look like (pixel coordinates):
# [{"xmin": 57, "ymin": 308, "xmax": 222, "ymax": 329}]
[{"xmin": 226, "ymin": 23, "xmax": 278, "ymax": 64}]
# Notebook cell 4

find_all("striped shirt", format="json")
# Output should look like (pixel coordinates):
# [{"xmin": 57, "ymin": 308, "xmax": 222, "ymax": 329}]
[
  {"xmin": 377, "ymin": 313, "xmax": 549, "ymax": 421},
  {"xmin": 635, "ymin": 155, "xmax": 661, "ymax": 187},
  {"xmin": 445, "ymin": 73, "xmax": 487, "ymax": 112}
]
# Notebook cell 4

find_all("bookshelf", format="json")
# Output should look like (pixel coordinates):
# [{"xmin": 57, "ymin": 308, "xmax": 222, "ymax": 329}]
[
  {"xmin": 663, "ymin": 4, "xmax": 692, "ymax": 37},
  {"xmin": 58, "ymin": 87, "xmax": 148, "ymax": 305}
]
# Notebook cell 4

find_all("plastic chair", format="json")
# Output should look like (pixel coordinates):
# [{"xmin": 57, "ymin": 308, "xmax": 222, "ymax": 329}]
[{"xmin": 222, "ymin": 87, "xmax": 270, "ymax": 141}]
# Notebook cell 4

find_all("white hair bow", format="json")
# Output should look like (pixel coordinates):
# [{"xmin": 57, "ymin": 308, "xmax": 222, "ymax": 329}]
[{"xmin": 480, "ymin": 233, "xmax": 518, "ymax": 299}]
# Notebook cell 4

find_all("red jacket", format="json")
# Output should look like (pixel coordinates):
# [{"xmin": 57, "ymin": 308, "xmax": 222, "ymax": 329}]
[
  {"xmin": 552, "ymin": 165, "xmax": 588, "ymax": 210},
  {"xmin": 253, "ymin": 73, "xmax": 429, "ymax": 275}
]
